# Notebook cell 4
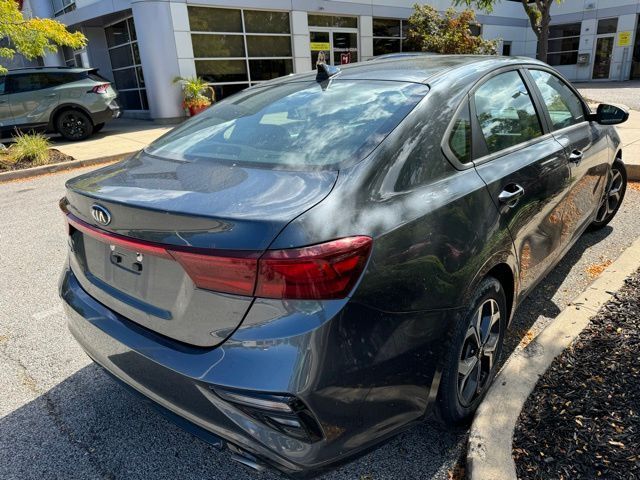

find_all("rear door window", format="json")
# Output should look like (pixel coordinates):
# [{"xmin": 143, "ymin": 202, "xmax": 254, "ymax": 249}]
[
  {"xmin": 6, "ymin": 73, "xmax": 51, "ymax": 94},
  {"xmin": 473, "ymin": 70, "xmax": 543, "ymax": 155},
  {"xmin": 147, "ymin": 80, "xmax": 429, "ymax": 168},
  {"xmin": 448, "ymin": 102, "xmax": 472, "ymax": 163},
  {"xmin": 528, "ymin": 69, "xmax": 585, "ymax": 130}
]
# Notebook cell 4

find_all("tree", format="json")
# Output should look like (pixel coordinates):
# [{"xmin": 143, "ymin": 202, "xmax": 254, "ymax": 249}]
[
  {"xmin": 455, "ymin": 0, "xmax": 561, "ymax": 62},
  {"xmin": 0, "ymin": 0, "xmax": 86, "ymax": 74},
  {"xmin": 406, "ymin": 4, "xmax": 498, "ymax": 55}
]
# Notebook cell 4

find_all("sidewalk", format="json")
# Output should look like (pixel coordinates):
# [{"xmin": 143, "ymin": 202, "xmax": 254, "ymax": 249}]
[{"xmin": 50, "ymin": 118, "xmax": 175, "ymax": 162}]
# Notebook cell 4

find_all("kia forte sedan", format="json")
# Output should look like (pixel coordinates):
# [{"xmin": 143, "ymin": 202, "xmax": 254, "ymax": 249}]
[{"xmin": 59, "ymin": 56, "xmax": 628, "ymax": 477}]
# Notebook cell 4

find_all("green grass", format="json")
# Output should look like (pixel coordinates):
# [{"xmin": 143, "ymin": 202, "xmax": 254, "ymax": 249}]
[{"xmin": 10, "ymin": 132, "xmax": 51, "ymax": 166}]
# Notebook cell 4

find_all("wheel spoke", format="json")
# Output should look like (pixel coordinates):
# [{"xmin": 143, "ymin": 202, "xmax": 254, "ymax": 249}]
[{"xmin": 459, "ymin": 355, "xmax": 478, "ymax": 378}]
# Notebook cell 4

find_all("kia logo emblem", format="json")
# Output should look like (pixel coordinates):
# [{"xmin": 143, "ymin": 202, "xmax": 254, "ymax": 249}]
[{"xmin": 91, "ymin": 204, "xmax": 111, "ymax": 226}]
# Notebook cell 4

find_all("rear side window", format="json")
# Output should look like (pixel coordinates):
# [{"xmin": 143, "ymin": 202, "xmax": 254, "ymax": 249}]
[
  {"xmin": 6, "ymin": 73, "xmax": 50, "ymax": 94},
  {"xmin": 529, "ymin": 69, "xmax": 585, "ymax": 130},
  {"xmin": 448, "ymin": 103, "xmax": 472, "ymax": 163},
  {"xmin": 5, "ymin": 72, "xmax": 84, "ymax": 93},
  {"xmin": 473, "ymin": 71, "xmax": 542, "ymax": 155},
  {"xmin": 147, "ymin": 80, "xmax": 429, "ymax": 168}
]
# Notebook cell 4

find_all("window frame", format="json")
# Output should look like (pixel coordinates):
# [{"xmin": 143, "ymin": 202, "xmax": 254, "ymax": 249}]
[{"xmin": 522, "ymin": 67, "xmax": 590, "ymax": 135}]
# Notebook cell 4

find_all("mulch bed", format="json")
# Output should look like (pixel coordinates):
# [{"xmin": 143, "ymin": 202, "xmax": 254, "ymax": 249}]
[
  {"xmin": 0, "ymin": 148, "xmax": 74, "ymax": 171},
  {"xmin": 513, "ymin": 270, "xmax": 640, "ymax": 479}
]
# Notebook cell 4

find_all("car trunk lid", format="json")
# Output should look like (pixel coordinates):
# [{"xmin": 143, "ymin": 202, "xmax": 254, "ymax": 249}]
[{"xmin": 63, "ymin": 153, "xmax": 338, "ymax": 347}]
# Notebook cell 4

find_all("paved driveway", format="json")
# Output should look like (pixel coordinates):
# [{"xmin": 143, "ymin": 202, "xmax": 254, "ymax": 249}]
[
  {"xmin": 1, "ymin": 168, "xmax": 639, "ymax": 480},
  {"xmin": 576, "ymin": 81, "xmax": 640, "ymax": 110}
]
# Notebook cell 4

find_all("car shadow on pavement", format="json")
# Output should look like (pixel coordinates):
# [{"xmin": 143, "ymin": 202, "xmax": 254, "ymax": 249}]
[
  {"xmin": 502, "ymin": 225, "xmax": 614, "ymax": 360},
  {"xmin": 1, "ymin": 362, "xmax": 464, "ymax": 480}
]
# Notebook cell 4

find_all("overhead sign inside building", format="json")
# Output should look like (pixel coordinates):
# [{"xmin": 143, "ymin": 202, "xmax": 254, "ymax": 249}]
[
  {"xmin": 617, "ymin": 31, "xmax": 632, "ymax": 47},
  {"xmin": 310, "ymin": 42, "xmax": 330, "ymax": 51}
]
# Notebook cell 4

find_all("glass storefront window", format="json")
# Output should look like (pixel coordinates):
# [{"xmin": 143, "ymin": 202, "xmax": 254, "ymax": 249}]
[
  {"xmin": 188, "ymin": 7, "xmax": 294, "ymax": 100},
  {"xmin": 308, "ymin": 15, "xmax": 357, "ymax": 29},
  {"xmin": 51, "ymin": 0, "xmax": 75, "ymax": 16},
  {"xmin": 547, "ymin": 22, "xmax": 581, "ymax": 66},
  {"xmin": 244, "ymin": 11, "xmax": 290, "ymax": 34},
  {"xmin": 188, "ymin": 7, "xmax": 243, "ymax": 33},
  {"xmin": 372, "ymin": 18, "xmax": 414, "ymax": 56},
  {"xmin": 105, "ymin": 17, "xmax": 148, "ymax": 111},
  {"xmin": 246, "ymin": 36, "xmax": 292, "ymax": 57},
  {"xmin": 597, "ymin": 18, "xmax": 618, "ymax": 35},
  {"xmin": 192, "ymin": 34, "xmax": 246, "ymax": 58},
  {"xmin": 249, "ymin": 59, "xmax": 293, "ymax": 81},
  {"xmin": 373, "ymin": 18, "xmax": 401, "ymax": 38},
  {"xmin": 195, "ymin": 60, "xmax": 248, "ymax": 83}
]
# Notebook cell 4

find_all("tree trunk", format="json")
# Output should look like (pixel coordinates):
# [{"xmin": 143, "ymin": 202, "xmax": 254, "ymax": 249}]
[{"xmin": 537, "ymin": 7, "xmax": 551, "ymax": 63}]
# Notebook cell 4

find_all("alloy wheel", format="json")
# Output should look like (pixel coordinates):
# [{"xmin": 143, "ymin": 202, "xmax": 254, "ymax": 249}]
[
  {"xmin": 61, "ymin": 113, "xmax": 88, "ymax": 140},
  {"xmin": 457, "ymin": 298, "xmax": 501, "ymax": 407},
  {"xmin": 595, "ymin": 166, "xmax": 624, "ymax": 223}
]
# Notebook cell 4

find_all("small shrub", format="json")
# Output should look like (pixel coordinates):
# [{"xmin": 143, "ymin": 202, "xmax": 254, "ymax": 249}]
[{"xmin": 10, "ymin": 131, "xmax": 51, "ymax": 166}]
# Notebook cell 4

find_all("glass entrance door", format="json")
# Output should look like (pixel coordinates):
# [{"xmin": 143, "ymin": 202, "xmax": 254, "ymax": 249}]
[
  {"xmin": 332, "ymin": 31, "xmax": 358, "ymax": 65},
  {"xmin": 593, "ymin": 36, "xmax": 614, "ymax": 79},
  {"xmin": 310, "ymin": 29, "xmax": 358, "ymax": 69}
]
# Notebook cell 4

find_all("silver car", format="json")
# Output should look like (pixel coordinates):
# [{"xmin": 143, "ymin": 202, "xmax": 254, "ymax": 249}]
[{"xmin": 0, "ymin": 66, "xmax": 120, "ymax": 141}]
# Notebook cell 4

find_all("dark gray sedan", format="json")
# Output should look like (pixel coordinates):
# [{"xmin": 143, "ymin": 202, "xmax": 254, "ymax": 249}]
[{"xmin": 59, "ymin": 55, "xmax": 627, "ymax": 477}]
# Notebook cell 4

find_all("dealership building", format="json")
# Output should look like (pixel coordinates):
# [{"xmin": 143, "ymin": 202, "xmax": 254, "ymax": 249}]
[{"xmin": 18, "ymin": 0, "xmax": 640, "ymax": 121}]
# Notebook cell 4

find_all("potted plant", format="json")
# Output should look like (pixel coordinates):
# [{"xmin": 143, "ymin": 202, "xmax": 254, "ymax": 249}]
[{"xmin": 173, "ymin": 76, "xmax": 215, "ymax": 116}]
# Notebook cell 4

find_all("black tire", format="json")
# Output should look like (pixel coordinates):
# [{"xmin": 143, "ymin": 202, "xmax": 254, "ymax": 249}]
[
  {"xmin": 589, "ymin": 159, "xmax": 627, "ymax": 230},
  {"xmin": 438, "ymin": 276, "xmax": 507, "ymax": 425},
  {"xmin": 93, "ymin": 122, "xmax": 105, "ymax": 133},
  {"xmin": 56, "ymin": 109, "xmax": 94, "ymax": 141}
]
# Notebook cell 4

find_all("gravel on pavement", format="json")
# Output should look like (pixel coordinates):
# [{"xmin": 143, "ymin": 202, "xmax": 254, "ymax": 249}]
[{"xmin": 1, "ymin": 167, "xmax": 639, "ymax": 480}]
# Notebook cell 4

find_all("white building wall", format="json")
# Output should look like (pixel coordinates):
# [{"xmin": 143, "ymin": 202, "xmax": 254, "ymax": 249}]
[
  {"xmin": 131, "ymin": 1, "xmax": 183, "ymax": 121},
  {"xmin": 291, "ymin": 11, "xmax": 312, "ymax": 73}
]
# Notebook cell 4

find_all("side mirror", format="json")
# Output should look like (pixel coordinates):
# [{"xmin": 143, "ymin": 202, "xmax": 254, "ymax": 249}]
[{"xmin": 592, "ymin": 103, "xmax": 628, "ymax": 125}]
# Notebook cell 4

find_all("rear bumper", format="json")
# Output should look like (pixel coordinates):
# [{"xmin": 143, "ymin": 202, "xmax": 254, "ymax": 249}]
[
  {"xmin": 60, "ymin": 265, "xmax": 451, "ymax": 476},
  {"xmin": 91, "ymin": 100, "xmax": 121, "ymax": 125}
]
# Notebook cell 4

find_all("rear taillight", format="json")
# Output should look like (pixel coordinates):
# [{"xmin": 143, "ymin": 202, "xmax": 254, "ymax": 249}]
[
  {"xmin": 255, "ymin": 236, "xmax": 372, "ymax": 299},
  {"xmin": 168, "ymin": 251, "xmax": 258, "ymax": 296},
  {"xmin": 91, "ymin": 84, "xmax": 110, "ymax": 94},
  {"xmin": 64, "ymin": 212, "xmax": 371, "ymax": 300}
]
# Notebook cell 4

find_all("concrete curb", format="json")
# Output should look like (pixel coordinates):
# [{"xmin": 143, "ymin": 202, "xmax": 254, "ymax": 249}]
[
  {"xmin": 627, "ymin": 163, "xmax": 640, "ymax": 181},
  {"xmin": 0, "ymin": 152, "xmax": 132, "ymax": 183},
  {"xmin": 467, "ymin": 236, "xmax": 640, "ymax": 480}
]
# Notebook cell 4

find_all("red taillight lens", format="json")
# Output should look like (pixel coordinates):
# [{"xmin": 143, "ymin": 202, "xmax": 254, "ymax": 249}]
[
  {"xmin": 65, "ymin": 212, "xmax": 371, "ymax": 300},
  {"xmin": 91, "ymin": 84, "xmax": 109, "ymax": 94},
  {"xmin": 169, "ymin": 251, "xmax": 258, "ymax": 296},
  {"xmin": 255, "ymin": 236, "xmax": 372, "ymax": 300}
]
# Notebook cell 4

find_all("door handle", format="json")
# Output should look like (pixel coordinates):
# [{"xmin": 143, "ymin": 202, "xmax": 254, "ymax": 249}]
[
  {"xmin": 498, "ymin": 184, "xmax": 525, "ymax": 205},
  {"xmin": 45, "ymin": 93, "xmax": 57, "ymax": 98},
  {"xmin": 569, "ymin": 149, "xmax": 583, "ymax": 164}
]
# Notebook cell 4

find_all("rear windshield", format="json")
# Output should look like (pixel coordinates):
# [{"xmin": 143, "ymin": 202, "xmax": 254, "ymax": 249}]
[{"xmin": 146, "ymin": 80, "xmax": 428, "ymax": 168}]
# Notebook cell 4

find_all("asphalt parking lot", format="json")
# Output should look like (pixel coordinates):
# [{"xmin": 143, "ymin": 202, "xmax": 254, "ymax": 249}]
[{"xmin": 1, "ymin": 167, "xmax": 639, "ymax": 480}]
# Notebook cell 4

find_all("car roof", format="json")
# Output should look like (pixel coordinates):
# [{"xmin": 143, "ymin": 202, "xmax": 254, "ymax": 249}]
[
  {"xmin": 6, "ymin": 66, "xmax": 93, "ymax": 74},
  {"xmin": 267, "ymin": 55, "xmax": 549, "ymax": 86}
]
